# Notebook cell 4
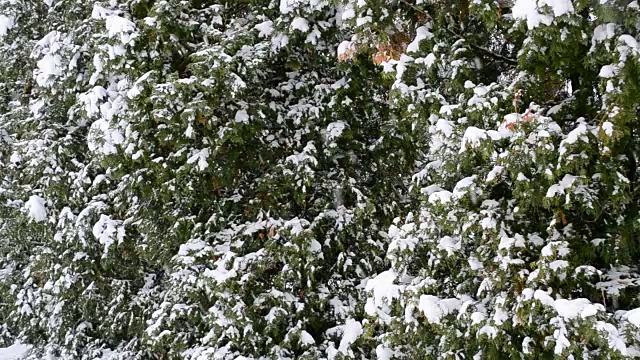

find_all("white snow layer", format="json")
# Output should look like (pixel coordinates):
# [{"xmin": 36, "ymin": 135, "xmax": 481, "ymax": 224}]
[
  {"xmin": 407, "ymin": 25, "xmax": 434, "ymax": 53},
  {"xmin": 255, "ymin": 21, "xmax": 274, "ymax": 37},
  {"xmin": 300, "ymin": 330, "xmax": 315, "ymax": 345},
  {"xmin": 523, "ymin": 289, "xmax": 604, "ymax": 319},
  {"xmin": 280, "ymin": 0, "xmax": 307, "ymax": 14},
  {"xmin": 24, "ymin": 195, "xmax": 47, "ymax": 222},
  {"xmin": 418, "ymin": 295, "xmax": 462, "ymax": 324},
  {"xmin": 599, "ymin": 65, "xmax": 619, "ymax": 78},
  {"xmin": 625, "ymin": 308, "xmax": 640, "ymax": 326},
  {"xmin": 338, "ymin": 318, "xmax": 363, "ymax": 354},
  {"xmin": 291, "ymin": 17, "xmax": 309, "ymax": 32},
  {"xmin": 32, "ymin": 31, "xmax": 65, "ymax": 88},
  {"xmin": 92, "ymin": 214, "xmax": 125, "ymax": 255},
  {"xmin": 0, "ymin": 15, "xmax": 15, "ymax": 36},
  {"xmin": 88, "ymin": 119, "xmax": 125, "ymax": 155},
  {"xmin": 338, "ymin": 40, "xmax": 355, "ymax": 57},
  {"xmin": 460, "ymin": 126, "xmax": 487, "ymax": 152},
  {"xmin": 546, "ymin": 174, "xmax": 581, "ymax": 197},
  {"xmin": 105, "ymin": 15, "xmax": 136, "ymax": 44},
  {"xmin": 512, "ymin": 0, "xmax": 574, "ymax": 29},
  {"xmin": 187, "ymin": 148, "xmax": 211, "ymax": 171},
  {"xmin": 365, "ymin": 270, "xmax": 402, "ymax": 315},
  {"xmin": 0, "ymin": 342, "xmax": 29, "ymax": 360},
  {"xmin": 235, "ymin": 109, "xmax": 249, "ymax": 123},
  {"xmin": 326, "ymin": 121, "xmax": 346, "ymax": 142}
]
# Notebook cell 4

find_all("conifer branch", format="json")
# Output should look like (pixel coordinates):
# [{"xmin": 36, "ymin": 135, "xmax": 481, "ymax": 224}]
[{"xmin": 399, "ymin": 0, "xmax": 518, "ymax": 65}]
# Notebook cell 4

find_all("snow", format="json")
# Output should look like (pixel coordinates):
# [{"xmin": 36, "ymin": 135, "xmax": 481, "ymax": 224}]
[
  {"xmin": 531, "ymin": 289, "xmax": 555, "ymax": 307},
  {"xmin": 8, "ymin": 152, "xmax": 20, "ymax": 164},
  {"xmin": 265, "ymin": 307, "xmax": 286, "ymax": 323},
  {"xmin": 338, "ymin": 40, "xmax": 355, "ymax": 57},
  {"xmin": 595, "ymin": 321, "xmax": 627, "ymax": 354},
  {"xmin": 286, "ymin": 147, "xmax": 318, "ymax": 167},
  {"xmin": 420, "ymin": 53, "xmax": 437, "ymax": 68},
  {"xmin": 79, "ymin": 86, "xmax": 107, "ymax": 117},
  {"xmin": 234, "ymin": 109, "xmax": 249, "ymax": 123},
  {"xmin": 105, "ymin": 15, "xmax": 136, "ymax": 44},
  {"xmin": 91, "ymin": 4, "xmax": 113, "ymax": 19},
  {"xmin": 270, "ymin": 33, "xmax": 289, "ymax": 50},
  {"xmin": 546, "ymin": 174, "xmax": 581, "ymax": 198},
  {"xmin": 279, "ymin": 0, "xmax": 298, "ymax": 14},
  {"xmin": 356, "ymin": 16, "xmax": 372, "ymax": 26},
  {"xmin": 338, "ymin": 318, "xmax": 363, "ymax": 354},
  {"xmin": 498, "ymin": 235, "xmax": 515, "ymax": 250},
  {"xmin": 0, "ymin": 15, "xmax": 14, "ymax": 36},
  {"xmin": 365, "ymin": 271, "xmax": 402, "ymax": 315},
  {"xmin": 126, "ymin": 71, "xmax": 153, "ymax": 99},
  {"xmin": 439, "ymin": 104, "xmax": 460, "ymax": 116},
  {"xmin": 204, "ymin": 259, "xmax": 237, "ymax": 284},
  {"xmin": 2, "ymin": 0, "xmax": 639, "ymax": 357},
  {"xmin": 473, "ymin": 86, "xmax": 488, "ymax": 97},
  {"xmin": 24, "ymin": 195, "xmax": 47, "ymax": 222},
  {"xmin": 512, "ymin": 0, "xmax": 552, "ymax": 29},
  {"xmin": 512, "ymin": 0, "xmax": 574, "ymax": 29},
  {"xmin": 468, "ymin": 256, "xmax": 484, "ymax": 270},
  {"xmin": 624, "ymin": 308, "xmax": 640, "ymax": 326},
  {"xmin": 92, "ymin": 214, "xmax": 125, "ymax": 256},
  {"xmin": 376, "ymin": 345, "xmax": 394, "ymax": 360},
  {"xmin": 36, "ymin": 53, "xmax": 63, "ymax": 87},
  {"xmin": 555, "ymin": 298, "xmax": 602, "ymax": 319},
  {"xmin": 418, "ymin": 295, "xmax": 462, "ymax": 324},
  {"xmin": 599, "ymin": 65, "xmax": 619, "ymax": 78},
  {"xmin": 434, "ymin": 119, "xmax": 454, "ymax": 137},
  {"xmin": 437, "ymin": 236, "xmax": 461, "ymax": 256},
  {"xmin": 478, "ymin": 325, "xmax": 498, "ymax": 339},
  {"xmin": 0, "ymin": 343, "xmax": 29, "ymax": 360},
  {"xmin": 291, "ymin": 17, "xmax": 309, "ymax": 32},
  {"xmin": 545, "ymin": 0, "xmax": 574, "ymax": 17},
  {"xmin": 554, "ymin": 327, "xmax": 570, "ymax": 355},
  {"xmin": 453, "ymin": 176, "xmax": 476, "ymax": 197},
  {"xmin": 309, "ymin": 239, "xmax": 322, "ymax": 253},
  {"xmin": 592, "ymin": 23, "xmax": 616, "ymax": 44},
  {"xmin": 255, "ymin": 21, "xmax": 274, "ymax": 37},
  {"xmin": 428, "ymin": 190, "xmax": 453, "ymax": 204},
  {"xmin": 187, "ymin": 148, "xmax": 211, "ymax": 171},
  {"xmin": 526, "ymin": 289, "xmax": 604, "ymax": 319},
  {"xmin": 470, "ymin": 311, "xmax": 486, "ymax": 324},
  {"xmin": 326, "ymin": 121, "xmax": 346, "ymax": 142},
  {"xmin": 559, "ymin": 122, "xmax": 589, "ymax": 155},
  {"xmin": 619, "ymin": 34, "xmax": 639, "ymax": 50},
  {"xmin": 602, "ymin": 121, "xmax": 614, "ymax": 136},
  {"xmin": 300, "ymin": 330, "xmax": 315, "ymax": 345},
  {"xmin": 88, "ymin": 119, "xmax": 125, "ymax": 155},
  {"xmin": 460, "ymin": 126, "xmax": 487, "ymax": 152},
  {"xmin": 406, "ymin": 25, "xmax": 433, "ymax": 53},
  {"xmin": 486, "ymin": 165, "xmax": 504, "ymax": 182},
  {"xmin": 283, "ymin": 217, "xmax": 309, "ymax": 236},
  {"xmin": 565, "ymin": 123, "xmax": 588, "ymax": 144},
  {"xmin": 549, "ymin": 260, "xmax": 569, "ymax": 271}
]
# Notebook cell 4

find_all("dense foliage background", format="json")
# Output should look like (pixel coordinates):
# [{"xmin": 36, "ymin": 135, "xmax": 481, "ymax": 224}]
[{"xmin": 1, "ymin": 0, "xmax": 640, "ymax": 358}]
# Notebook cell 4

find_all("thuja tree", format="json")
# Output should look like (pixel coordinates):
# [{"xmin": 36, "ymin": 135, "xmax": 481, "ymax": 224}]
[
  {"xmin": 355, "ymin": 0, "xmax": 640, "ymax": 358},
  {"xmin": 3, "ymin": 0, "xmax": 640, "ymax": 359},
  {"xmin": 110, "ymin": 0, "xmax": 420, "ymax": 358},
  {"xmin": 0, "ymin": 0, "xmax": 157, "ymax": 358}
]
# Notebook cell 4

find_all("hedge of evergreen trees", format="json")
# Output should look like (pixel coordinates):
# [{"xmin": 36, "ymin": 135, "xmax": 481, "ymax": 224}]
[{"xmin": 1, "ymin": 0, "xmax": 640, "ymax": 358}]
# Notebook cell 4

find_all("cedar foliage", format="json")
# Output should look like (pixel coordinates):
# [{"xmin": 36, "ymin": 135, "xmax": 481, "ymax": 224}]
[{"xmin": 0, "ymin": 0, "xmax": 639, "ymax": 359}]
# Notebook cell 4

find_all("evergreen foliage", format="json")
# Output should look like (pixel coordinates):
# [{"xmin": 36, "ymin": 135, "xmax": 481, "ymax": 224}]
[{"xmin": 0, "ymin": 0, "xmax": 639, "ymax": 359}]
